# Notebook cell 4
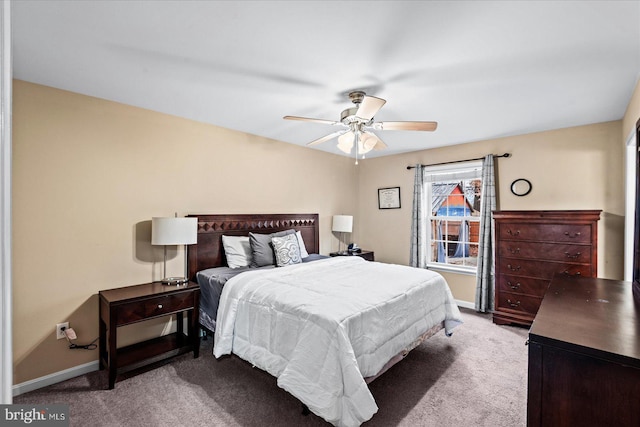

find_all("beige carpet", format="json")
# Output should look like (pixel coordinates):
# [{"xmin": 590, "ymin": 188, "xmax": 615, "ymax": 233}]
[{"xmin": 15, "ymin": 308, "xmax": 529, "ymax": 426}]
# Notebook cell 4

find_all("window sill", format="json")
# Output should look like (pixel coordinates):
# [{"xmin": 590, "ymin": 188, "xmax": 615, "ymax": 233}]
[{"xmin": 427, "ymin": 263, "xmax": 477, "ymax": 276}]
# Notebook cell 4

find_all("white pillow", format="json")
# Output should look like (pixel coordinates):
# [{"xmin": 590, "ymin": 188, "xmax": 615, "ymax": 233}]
[
  {"xmin": 296, "ymin": 231, "xmax": 309, "ymax": 258},
  {"xmin": 272, "ymin": 234, "xmax": 302, "ymax": 267},
  {"xmin": 221, "ymin": 235, "xmax": 252, "ymax": 269}
]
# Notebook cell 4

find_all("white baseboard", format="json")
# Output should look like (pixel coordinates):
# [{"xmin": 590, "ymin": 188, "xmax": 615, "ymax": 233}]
[
  {"xmin": 456, "ymin": 299, "xmax": 475, "ymax": 310},
  {"xmin": 12, "ymin": 360, "xmax": 99, "ymax": 397}
]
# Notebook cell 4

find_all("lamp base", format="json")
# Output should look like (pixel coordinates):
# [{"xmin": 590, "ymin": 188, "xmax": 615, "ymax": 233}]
[{"xmin": 161, "ymin": 277, "xmax": 189, "ymax": 286}]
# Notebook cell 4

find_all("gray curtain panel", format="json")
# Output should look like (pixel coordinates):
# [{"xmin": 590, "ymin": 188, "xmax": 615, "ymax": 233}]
[
  {"xmin": 475, "ymin": 155, "xmax": 496, "ymax": 312},
  {"xmin": 410, "ymin": 165, "xmax": 426, "ymax": 268}
]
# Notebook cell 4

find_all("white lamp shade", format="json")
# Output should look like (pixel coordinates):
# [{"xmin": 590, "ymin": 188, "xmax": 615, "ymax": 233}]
[
  {"xmin": 359, "ymin": 132, "xmax": 378, "ymax": 153},
  {"xmin": 151, "ymin": 217, "xmax": 197, "ymax": 245},
  {"xmin": 337, "ymin": 132, "xmax": 355, "ymax": 154},
  {"xmin": 332, "ymin": 215, "xmax": 353, "ymax": 233}
]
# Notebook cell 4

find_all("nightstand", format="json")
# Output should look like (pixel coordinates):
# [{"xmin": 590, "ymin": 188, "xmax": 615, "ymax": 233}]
[
  {"xmin": 99, "ymin": 281, "xmax": 200, "ymax": 389},
  {"xmin": 329, "ymin": 250, "xmax": 375, "ymax": 261}
]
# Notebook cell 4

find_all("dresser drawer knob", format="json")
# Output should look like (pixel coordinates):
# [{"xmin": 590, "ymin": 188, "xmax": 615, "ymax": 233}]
[
  {"xmin": 507, "ymin": 229, "xmax": 520, "ymax": 236},
  {"xmin": 564, "ymin": 231, "xmax": 581, "ymax": 238},
  {"xmin": 507, "ymin": 281, "xmax": 521, "ymax": 290},
  {"xmin": 507, "ymin": 299, "xmax": 521, "ymax": 308},
  {"xmin": 507, "ymin": 264, "xmax": 521, "ymax": 272},
  {"xmin": 564, "ymin": 251, "xmax": 581, "ymax": 259},
  {"xmin": 158, "ymin": 304, "xmax": 163, "ymax": 309},
  {"xmin": 508, "ymin": 247, "xmax": 520, "ymax": 254},
  {"xmin": 562, "ymin": 270, "xmax": 581, "ymax": 276}
]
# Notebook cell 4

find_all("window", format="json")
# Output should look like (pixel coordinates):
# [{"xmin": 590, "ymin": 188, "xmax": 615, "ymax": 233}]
[{"xmin": 424, "ymin": 161, "xmax": 483, "ymax": 273}]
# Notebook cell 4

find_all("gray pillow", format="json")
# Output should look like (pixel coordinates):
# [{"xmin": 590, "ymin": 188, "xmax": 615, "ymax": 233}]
[{"xmin": 249, "ymin": 229, "xmax": 296, "ymax": 267}]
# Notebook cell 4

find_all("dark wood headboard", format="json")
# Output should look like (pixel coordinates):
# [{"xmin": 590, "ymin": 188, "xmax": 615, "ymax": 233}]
[{"xmin": 186, "ymin": 213, "xmax": 319, "ymax": 281}]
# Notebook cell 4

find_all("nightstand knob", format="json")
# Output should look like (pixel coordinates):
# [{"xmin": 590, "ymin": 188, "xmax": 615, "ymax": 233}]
[{"xmin": 158, "ymin": 304, "xmax": 163, "ymax": 309}]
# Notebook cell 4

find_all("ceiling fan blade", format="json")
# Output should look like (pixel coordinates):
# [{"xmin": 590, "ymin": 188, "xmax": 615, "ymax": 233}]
[
  {"xmin": 307, "ymin": 130, "xmax": 347, "ymax": 146},
  {"xmin": 284, "ymin": 115, "xmax": 338, "ymax": 126},
  {"xmin": 356, "ymin": 96, "xmax": 386, "ymax": 121},
  {"xmin": 374, "ymin": 121, "xmax": 438, "ymax": 131}
]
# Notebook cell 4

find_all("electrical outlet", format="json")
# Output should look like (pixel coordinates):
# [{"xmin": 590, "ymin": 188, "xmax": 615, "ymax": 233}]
[{"xmin": 56, "ymin": 322, "xmax": 69, "ymax": 340}]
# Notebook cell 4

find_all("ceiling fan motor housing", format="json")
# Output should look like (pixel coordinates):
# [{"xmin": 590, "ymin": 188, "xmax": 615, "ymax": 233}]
[
  {"xmin": 348, "ymin": 91, "xmax": 366, "ymax": 104},
  {"xmin": 341, "ymin": 107, "xmax": 365, "ymax": 125}
]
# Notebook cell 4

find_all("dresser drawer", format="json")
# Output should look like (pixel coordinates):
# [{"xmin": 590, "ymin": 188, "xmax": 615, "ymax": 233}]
[
  {"xmin": 496, "ymin": 291, "xmax": 542, "ymax": 316},
  {"xmin": 498, "ymin": 223, "xmax": 591, "ymax": 244},
  {"xmin": 497, "ymin": 275, "xmax": 551, "ymax": 298},
  {"xmin": 144, "ymin": 293, "xmax": 194, "ymax": 318},
  {"xmin": 497, "ymin": 241, "xmax": 591, "ymax": 264},
  {"xmin": 498, "ymin": 258, "xmax": 592, "ymax": 280}
]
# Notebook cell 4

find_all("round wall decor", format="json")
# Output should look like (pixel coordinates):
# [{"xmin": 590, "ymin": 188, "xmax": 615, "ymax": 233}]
[{"xmin": 510, "ymin": 178, "xmax": 532, "ymax": 196}]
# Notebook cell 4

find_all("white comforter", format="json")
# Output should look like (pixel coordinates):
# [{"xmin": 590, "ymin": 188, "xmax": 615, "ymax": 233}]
[{"xmin": 214, "ymin": 256, "xmax": 463, "ymax": 427}]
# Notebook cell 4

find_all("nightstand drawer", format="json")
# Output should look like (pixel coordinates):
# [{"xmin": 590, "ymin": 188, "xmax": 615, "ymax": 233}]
[
  {"xmin": 115, "ymin": 302, "xmax": 147, "ymax": 326},
  {"xmin": 115, "ymin": 292, "xmax": 194, "ymax": 325},
  {"xmin": 144, "ymin": 293, "xmax": 194, "ymax": 317}
]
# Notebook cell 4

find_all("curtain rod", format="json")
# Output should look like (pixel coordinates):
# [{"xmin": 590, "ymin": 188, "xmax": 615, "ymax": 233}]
[{"xmin": 406, "ymin": 153, "xmax": 511, "ymax": 170}]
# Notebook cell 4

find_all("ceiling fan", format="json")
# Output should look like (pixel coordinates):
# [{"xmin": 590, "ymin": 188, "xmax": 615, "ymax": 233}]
[{"xmin": 284, "ymin": 91, "xmax": 437, "ymax": 162}]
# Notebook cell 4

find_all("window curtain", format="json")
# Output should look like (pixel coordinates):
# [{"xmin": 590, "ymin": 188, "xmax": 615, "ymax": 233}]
[
  {"xmin": 475, "ymin": 155, "xmax": 496, "ymax": 312},
  {"xmin": 436, "ymin": 220, "xmax": 446, "ymax": 263},
  {"xmin": 452, "ymin": 220, "xmax": 469, "ymax": 258},
  {"xmin": 410, "ymin": 165, "xmax": 426, "ymax": 268}
]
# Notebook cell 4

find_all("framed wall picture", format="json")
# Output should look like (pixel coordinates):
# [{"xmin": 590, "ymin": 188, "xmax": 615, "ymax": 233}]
[{"xmin": 378, "ymin": 187, "xmax": 401, "ymax": 209}]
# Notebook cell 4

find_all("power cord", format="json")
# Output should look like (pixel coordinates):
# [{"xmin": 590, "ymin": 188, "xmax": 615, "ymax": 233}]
[
  {"xmin": 61, "ymin": 326, "xmax": 98, "ymax": 350},
  {"xmin": 68, "ymin": 338, "xmax": 98, "ymax": 350}
]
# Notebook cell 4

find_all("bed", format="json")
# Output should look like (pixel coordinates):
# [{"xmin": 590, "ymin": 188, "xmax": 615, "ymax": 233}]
[{"xmin": 186, "ymin": 213, "xmax": 463, "ymax": 427}]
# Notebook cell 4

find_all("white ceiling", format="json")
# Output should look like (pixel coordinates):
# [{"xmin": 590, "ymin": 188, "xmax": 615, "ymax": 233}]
[{"xmin": 12, "ymin": 1, "xmax": 640, "ymax": 158}]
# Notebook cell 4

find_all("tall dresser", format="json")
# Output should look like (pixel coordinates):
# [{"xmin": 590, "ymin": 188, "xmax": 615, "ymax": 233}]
[{"xmin": 492, "ymin": 210, "xmax": 601, "ymax": 326}]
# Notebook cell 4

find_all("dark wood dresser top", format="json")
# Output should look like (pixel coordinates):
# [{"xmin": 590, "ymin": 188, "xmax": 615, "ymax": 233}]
[{"xmin": 530, "ymin": 275, "xmax": 640, "ymax": 367}]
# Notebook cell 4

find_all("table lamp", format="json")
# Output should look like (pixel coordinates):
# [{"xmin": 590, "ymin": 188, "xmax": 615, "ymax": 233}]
[
  {"xmin": 151, "ymin": 216, "xmax": 197, "ymax": 285},
  {"xmin": 332, "ymin": 215, "xmax": 353, "ymax": 255}
]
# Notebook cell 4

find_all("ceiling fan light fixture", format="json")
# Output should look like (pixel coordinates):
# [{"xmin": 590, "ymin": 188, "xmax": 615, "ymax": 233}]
[
  {"xmin": 360, "ymin": 132, "xmax": 379, "ymax": 153},
  {"xmin": 337, "ymin": 132, "xmax": 355, "ymax": 154},
  {"xmin": 284, "ymin": 91, "xmax": 438, "ymax": 158}
]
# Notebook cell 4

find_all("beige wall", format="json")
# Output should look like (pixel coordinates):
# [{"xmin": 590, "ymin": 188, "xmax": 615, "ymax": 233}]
[
  {"xmin": 623, "ymin": 78, "xmax": 640, "ymax": 140},
  {"xmin": 12, "ymin": 80, "xmax": 357, "ymax": 384},
  {"xmin": 357, "ymin": 121, "xmax": 625, "ymax": 303}
]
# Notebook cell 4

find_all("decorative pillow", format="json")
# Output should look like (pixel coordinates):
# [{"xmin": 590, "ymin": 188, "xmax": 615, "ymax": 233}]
[
  {"xmin": 272, "ymin": 234, "xmax": 302, "ymax": 267},
  {"xmin": 221, "ymin": 235, "xmax": 252, "ymax": 269},
  {"xmin": 249, "ymin": 229, "xmax": 296, "ymax": 267},
  {"xmin": 296, "ymin": 231, "xmax": 309, "ymax": 258}
]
